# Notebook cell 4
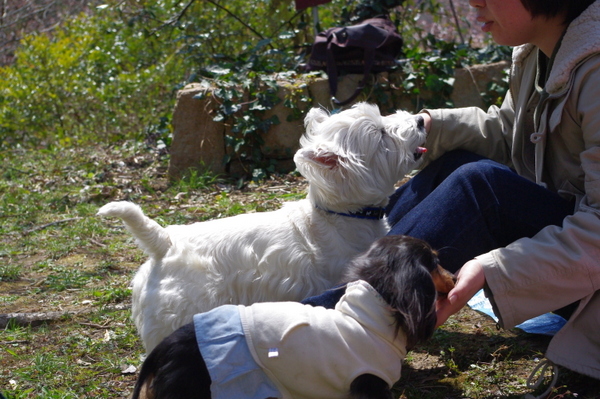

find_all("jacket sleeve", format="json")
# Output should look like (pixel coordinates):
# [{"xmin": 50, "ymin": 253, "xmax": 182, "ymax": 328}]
[
  {"xmin": 422, "ymin": 91, "xmax": 516, "ymax": 167},
  {"xmin": 477, "ymin": 63, "xmax": 600, "ymax": 329},
  {"xmin": 478, "ymin": 209, "xmax": 600, "ymax": 328}
]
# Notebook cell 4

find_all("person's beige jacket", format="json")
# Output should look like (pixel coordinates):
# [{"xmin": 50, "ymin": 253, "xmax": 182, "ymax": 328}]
[{"xmin": 424, "ymin": 0, "xmax": 600, "ymax": 379}]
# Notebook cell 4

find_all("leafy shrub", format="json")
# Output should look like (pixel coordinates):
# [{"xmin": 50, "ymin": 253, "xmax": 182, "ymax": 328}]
[
  {"xmin": 0, "ymin": 3, "xmax": 188, "ymax": 148},
  {"xmin": 0, "ymin": 0, "xmax": 509, "ymax": 170},
  {"xmin": 399, "ymin": 35, "xmax": 511, "ymax": 109}
]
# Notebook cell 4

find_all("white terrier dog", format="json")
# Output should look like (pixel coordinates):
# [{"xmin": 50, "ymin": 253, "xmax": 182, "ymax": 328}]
[{"xmin": 98, "ymin": 103, "xmax": 427, "ymax": 352}]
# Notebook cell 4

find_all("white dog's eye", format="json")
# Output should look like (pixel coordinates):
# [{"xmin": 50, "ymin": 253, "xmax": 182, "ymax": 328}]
[
  {"xmin": 416, "ymin": 115, "xmax": 425, "ymax": 130},
  {"xmin": 380, "ymin": 128, "xmax": 386, "ymax": 135}
]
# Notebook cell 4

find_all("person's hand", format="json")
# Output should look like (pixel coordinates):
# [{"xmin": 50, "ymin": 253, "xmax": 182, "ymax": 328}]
[{"xmin": 435, "ymin": 259, "xmax": 485, "ymax": 327}]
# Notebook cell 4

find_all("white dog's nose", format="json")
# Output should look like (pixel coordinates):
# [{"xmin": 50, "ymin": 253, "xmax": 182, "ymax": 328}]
[{"xmin": 414, "ymin": 147, "xmax": 427, "ymax": 160}]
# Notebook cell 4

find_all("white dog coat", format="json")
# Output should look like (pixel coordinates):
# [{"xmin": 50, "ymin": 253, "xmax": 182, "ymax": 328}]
[{"xmin": 193, "ymin": 280, "xmax": 408, "ymax": 399}]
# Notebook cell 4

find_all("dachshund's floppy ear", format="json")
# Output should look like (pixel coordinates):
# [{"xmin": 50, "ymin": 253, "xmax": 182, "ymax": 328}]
[
  {"xmin": 344, "ymin": 235, "xmax": 439, "ymax": 349},
  {"xmin": 389, "ymin": 262, "xmax": 437, "ymax": 349}
]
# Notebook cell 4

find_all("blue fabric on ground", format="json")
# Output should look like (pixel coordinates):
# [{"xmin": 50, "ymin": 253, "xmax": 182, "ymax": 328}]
[{"xmin": 467, "ymin": 289, "xmax": 567, "ymax": 336}]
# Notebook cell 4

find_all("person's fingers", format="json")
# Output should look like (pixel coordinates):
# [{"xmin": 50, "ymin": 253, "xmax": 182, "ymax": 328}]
[{"xmin": 435, "ymin": 259, "xmax": 485, "ymax": 327}]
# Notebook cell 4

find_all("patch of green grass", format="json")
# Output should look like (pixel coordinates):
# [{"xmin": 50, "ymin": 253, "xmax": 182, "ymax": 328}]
[
  {"xmin": 0, "ymin": 294, "xmax": 20, "ymax": 304},
  {"xmin": 1, "ymin": 305, "xmax": 141, "ymax": 398},
  {"xmin": 92, "ymin": 286, "xmax": 132, "ymax": 305},
  {"xmin": 170, "ymin": 167, "xmax": 223, "ymax": 193},
  {"xmin": 0, "ymin": 264, "xmax": 21, "ymax": 282},
  {"xmin": 44, "ymin": 265, "xmax": 94, "ymax": 292}
]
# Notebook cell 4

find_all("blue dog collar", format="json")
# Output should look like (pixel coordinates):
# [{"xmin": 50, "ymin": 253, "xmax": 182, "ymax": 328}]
[{"xmin": 316, "ymin": 205, "xmax": 386, "ymax": 220}]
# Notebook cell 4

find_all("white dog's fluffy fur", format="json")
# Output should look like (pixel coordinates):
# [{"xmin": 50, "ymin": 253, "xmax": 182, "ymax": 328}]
[{"xmin": 98, "ymin": 103, "xmax": 427, "ymax": 352}]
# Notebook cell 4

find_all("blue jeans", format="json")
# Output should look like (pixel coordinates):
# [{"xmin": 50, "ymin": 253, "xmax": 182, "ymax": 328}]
[
  {"xmin": 386, "ymin": 150, "xmax": 574, "ymax": 273},
  {"xmin": 302, "ymin": 150, "xmax": 575, "ymax": 312}
]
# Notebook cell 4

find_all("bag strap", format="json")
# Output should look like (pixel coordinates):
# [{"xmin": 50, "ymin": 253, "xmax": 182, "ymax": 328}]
[{"xmin": 326, "ymin": 34, "xmax": 376, "ymax": 106}]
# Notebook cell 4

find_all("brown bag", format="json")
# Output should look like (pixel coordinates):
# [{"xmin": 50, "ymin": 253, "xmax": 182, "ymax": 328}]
[{"xmin": 307, "ymin": 17, "xmax": 403, "ymax": 106}]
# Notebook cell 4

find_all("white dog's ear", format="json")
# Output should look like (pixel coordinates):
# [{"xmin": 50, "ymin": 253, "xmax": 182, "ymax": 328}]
[
  {"xmin": 295, "ymin": 148, "xmax": 340, "ymax": 169},
  {"xmin": 304, "ymin": 107, "xmax": 329, "ymax": 133}
]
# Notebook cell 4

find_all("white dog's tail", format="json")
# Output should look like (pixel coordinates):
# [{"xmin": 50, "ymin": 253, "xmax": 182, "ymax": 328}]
[{"xmin": 97, "ymin": 201, "xmax": 172, "ymax": 259}]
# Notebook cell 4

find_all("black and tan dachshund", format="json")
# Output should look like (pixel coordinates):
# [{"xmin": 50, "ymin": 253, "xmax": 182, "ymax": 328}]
[{"xmin": 131, "ymin": 235, "xmax": 455, "ymax": 399}]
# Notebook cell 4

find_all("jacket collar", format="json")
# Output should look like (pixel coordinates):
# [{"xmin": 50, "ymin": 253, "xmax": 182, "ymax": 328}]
[
  {"xmin": 548, "ymin": 0, "xmax": 600, "ymax": 93},
  {"xmin": 512, "ymin": 1, "xmax": 600, "ymax": 94}
]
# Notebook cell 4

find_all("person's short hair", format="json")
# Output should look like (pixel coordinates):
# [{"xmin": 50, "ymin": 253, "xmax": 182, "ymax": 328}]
[{"xmin": 520, "ymin": 0, "xmax": 595, "ymax": 24}]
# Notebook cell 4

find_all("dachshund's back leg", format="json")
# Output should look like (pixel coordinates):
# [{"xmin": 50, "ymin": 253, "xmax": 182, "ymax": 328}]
[
  {"xmin": 132, "ymin": 323, "xmax": 211, "ymax": 399},
  {"xmin": 349, "ymin": 374, "xmax": 393, "ymax": 399}
]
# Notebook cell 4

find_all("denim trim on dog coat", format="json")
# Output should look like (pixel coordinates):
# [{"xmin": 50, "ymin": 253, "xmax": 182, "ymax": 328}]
[{"xmin": 193, "ymin": 305, "xmax": 281, "ymax": 399}]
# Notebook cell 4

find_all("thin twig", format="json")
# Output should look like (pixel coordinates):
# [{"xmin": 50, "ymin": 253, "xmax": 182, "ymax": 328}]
[
  {"xmin": 272, "ymin": 9, "xmax": 305, "ymax": 38},
  {"xmin": 4, "ymin": 165, "xmax": 29, "ymax": 175},
  {"xmin": 22, "ymin": 217, "xmax": 83, "ymax": 235},
  {"xmin": 152, "ymin": 0, "xmax": 196, "ymax": 33},
  {"xmin": 90, "ymin": 238, "xmax": 107, "ymax": 248},
  {"xmin": 448, "ymin": 0, "xmax": 465, "ymax": 45},
  {"xmin": 0, "ymin": 304, "xmax": 130, "ymax": 329},
  {"xmin": 0, "ymin": 0, "xmax": 57, "ymax": 30},
  {"xmin": 165, "ymin": 0, "xmax": 195, "ymax": 26},
  {"xmin": 79, "ymin": 322, "xmax": 112, "ymax": 330},
  {"xmin": 206, "ymin": 0, "xmax": 266, "ymax": 42},
  {"xmin": 0, "ymin": 340, "xmax": 30, "ymax": 345}
]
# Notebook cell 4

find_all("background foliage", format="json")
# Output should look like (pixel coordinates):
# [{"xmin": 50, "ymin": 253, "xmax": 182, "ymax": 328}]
[{"xmin": 0, "ymin": 0, "xmax": 509, "ymax": 153}]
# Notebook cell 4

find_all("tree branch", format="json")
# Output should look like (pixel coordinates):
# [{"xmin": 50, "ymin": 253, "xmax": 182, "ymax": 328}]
[
  {"xmin": 206, "ymin": 0, "xmax": 266, "ymax": 42},
  {"xmin": 0, "ymin": 304, "xmax": 130, "ymax": 329},
  {"xmin": 448, "ymin": 0, "xmax": 465, "ymax": 45},
  {"xmin": 165, "ymin": 0, "xmax": 195, "ymax": 26}
]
